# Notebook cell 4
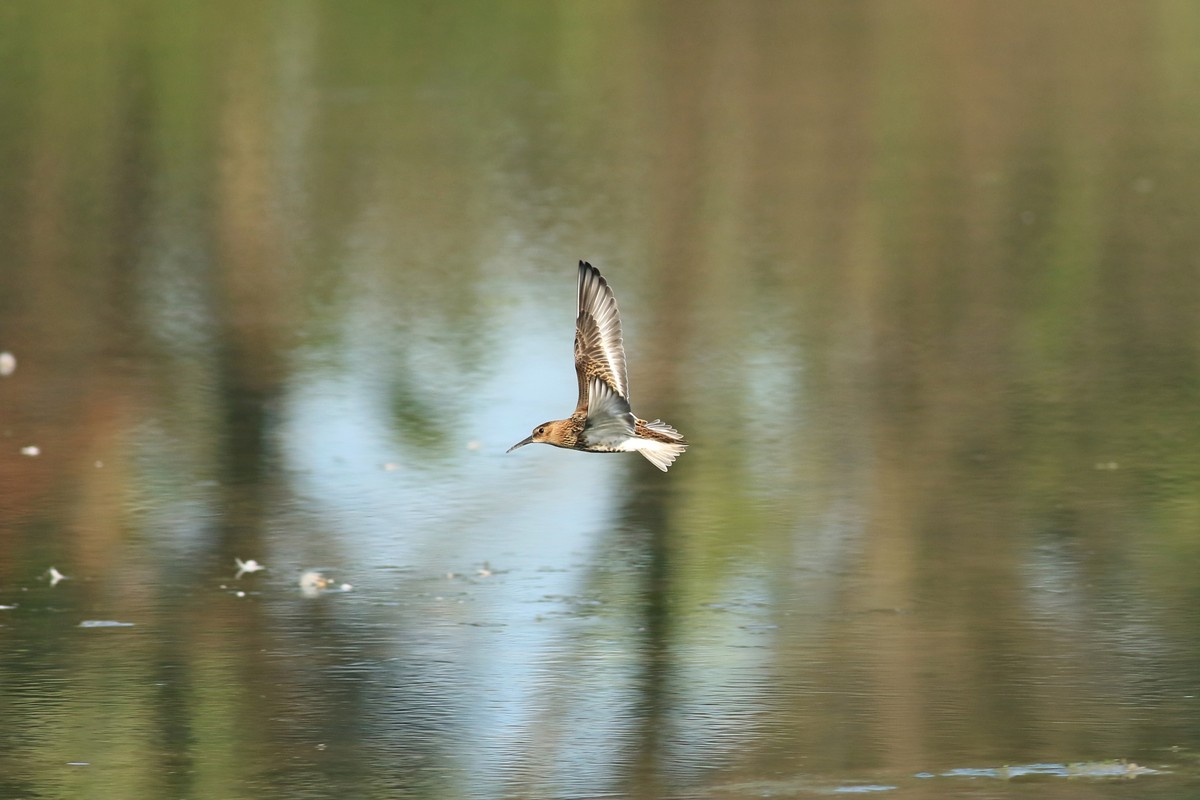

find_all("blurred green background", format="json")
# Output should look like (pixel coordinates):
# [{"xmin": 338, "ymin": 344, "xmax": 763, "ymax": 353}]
[{"xmin": 2, "ymin": 1, "xmax": 1200, "ymax": 798}]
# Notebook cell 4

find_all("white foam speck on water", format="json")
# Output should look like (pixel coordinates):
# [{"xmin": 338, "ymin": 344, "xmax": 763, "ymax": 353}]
[{"xmin": 235, "ymin": 557, "xmax": 265, "ymax": 578}]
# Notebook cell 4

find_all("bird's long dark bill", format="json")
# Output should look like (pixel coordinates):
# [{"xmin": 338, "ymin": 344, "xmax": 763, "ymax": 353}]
[{"xmin": 507, "ymin": 436, "xmax": 534, "ymax": 453}]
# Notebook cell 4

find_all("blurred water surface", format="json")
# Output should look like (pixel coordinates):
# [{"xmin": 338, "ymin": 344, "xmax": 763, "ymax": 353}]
[{"xmin": 2, "ymin": 1, "xmax": 1200, "ymax": 798}]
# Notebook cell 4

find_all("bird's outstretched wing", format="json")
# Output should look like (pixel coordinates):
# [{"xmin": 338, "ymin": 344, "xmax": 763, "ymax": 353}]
[
  {"xmin": 581, "ymin": 377, "xmax": 636, "ymax": 448},
  {"xmin": 574, "ymin": 261, "xmax": 630, "ymax": 413}
]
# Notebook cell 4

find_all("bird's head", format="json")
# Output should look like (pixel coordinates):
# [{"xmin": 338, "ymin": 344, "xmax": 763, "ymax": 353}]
[{"xmin": 507, "ymin": 421, "xmax": 564, "ymax": 452}]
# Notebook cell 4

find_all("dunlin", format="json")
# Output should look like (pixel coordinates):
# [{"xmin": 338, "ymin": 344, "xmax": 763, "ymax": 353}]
[{"xmin": 508, "ymin": 261, "xmax": 687, "ymax": 471}]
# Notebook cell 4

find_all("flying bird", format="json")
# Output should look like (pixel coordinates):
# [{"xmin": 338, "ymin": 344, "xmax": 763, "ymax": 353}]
[{"xmin": 508, "ymin": 261, "xmax": 687, "ymax": 471}]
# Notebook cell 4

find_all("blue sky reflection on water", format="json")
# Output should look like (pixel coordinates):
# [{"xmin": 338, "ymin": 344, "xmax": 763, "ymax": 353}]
[{"xmin": 265, "ymin": 299, "xmax": 793, "ymax": 794}]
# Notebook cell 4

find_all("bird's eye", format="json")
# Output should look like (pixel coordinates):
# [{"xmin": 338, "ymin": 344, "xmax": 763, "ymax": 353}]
[{"xmin": 537, "ymin": 427, "xmax": 545, "ymax": 435}]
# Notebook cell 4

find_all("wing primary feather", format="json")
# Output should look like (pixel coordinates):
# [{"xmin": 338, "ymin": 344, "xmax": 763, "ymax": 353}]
[{"xmin": 575, "ymin": 261, "xmax": 630, "ymax": 401}]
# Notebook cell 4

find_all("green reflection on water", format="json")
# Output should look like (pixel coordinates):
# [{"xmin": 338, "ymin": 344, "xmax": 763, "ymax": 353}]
[{"xmin": 2, "ymin": 1, "xmax": 1200, "ymax": 799}]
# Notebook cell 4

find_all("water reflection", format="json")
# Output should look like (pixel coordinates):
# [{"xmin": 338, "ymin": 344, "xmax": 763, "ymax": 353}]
[{"xmin": 2, "ymin": 1, "xmax": 1200, "ymax": 798}]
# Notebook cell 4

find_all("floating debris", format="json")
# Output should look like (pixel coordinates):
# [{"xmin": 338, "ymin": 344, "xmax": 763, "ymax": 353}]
[
  {"xmin": 48, "ymin": 567, "xmax": 67, "ymax": 587},
  {"xmin": 299, "ymin": 570, "xmax": 351, "ymax": 598},
  {"xmin": 928, "ymin": 760, "xmax": 1158, "ymax": 781},
  {"xmin": 235, "ymin": 557, "xmax": 265, "ymax": 578},
  {"xmin": 300, "ymin": 570, "xmax": 329, "ymax": 589},
  {"xmin": 20, "ymin": 445, "xmax": 40, "ymax": 457},
  {"xmin": 831, "ymin": 786, "xmax": 896, "ymax": 794},
  {"xmin": 382, "ymin": 462, "xmax": 399, "ymax": 471},
  {"xmin": 300, "ymin": 570, "xmax": 332, "ymax": 597},
  {"xmin": 0, "ymin": 604, "xmax": 16, "ymax": 610},
  {"xmin": 79, "ymin": 620, "xmax": 135, "ymax": 628},
  {"xmin": 0, "ymin": 352, "xmax": 14, "ymax": 376}
]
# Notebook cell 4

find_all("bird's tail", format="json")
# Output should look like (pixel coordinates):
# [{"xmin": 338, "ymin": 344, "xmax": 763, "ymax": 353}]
[
  {"xmin": 637, "ymin": 439, "xmax": 687, "ymax": 471},
  {"xmin": 635, "ymin": 419, "xmax": 688, "ymax": 471}
]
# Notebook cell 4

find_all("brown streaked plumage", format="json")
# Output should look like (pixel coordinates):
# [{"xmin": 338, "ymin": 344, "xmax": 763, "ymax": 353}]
[{"xmin": 507, "ymin": 261, "xmax": 688, "ymax": 472}]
